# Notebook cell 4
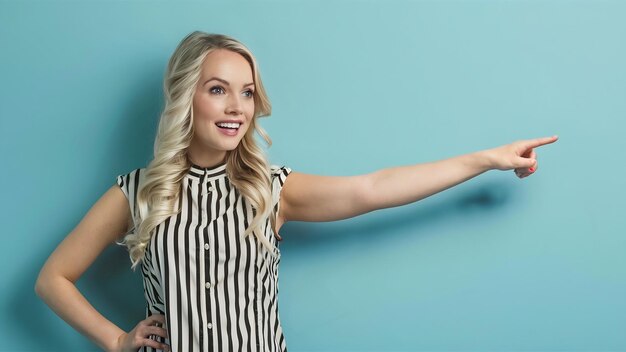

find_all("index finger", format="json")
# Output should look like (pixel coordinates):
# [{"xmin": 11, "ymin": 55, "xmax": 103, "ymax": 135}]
[
  {"xmin": 526, "ymin": 135, "xmax": 559, "ymax": 149},
  {"xmin": 144, "ymin": 314, "xmax": 166, "ymax": 326}
]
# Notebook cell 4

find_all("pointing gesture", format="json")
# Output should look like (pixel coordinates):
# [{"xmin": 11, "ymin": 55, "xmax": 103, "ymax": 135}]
[{"xmin": 485, "ymin": 135, "xmax": 559, "ymax": 178}]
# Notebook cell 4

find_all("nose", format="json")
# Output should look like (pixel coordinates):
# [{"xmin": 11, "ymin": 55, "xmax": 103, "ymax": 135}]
[{"xmin": 226, "ymin": 95, "xmax": 243, "ymax": 115}]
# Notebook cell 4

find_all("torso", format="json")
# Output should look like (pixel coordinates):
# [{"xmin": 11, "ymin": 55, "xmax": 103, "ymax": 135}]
[{"xmin": 116, "ymin": 162, "xmax": 292, "ymax": 352}]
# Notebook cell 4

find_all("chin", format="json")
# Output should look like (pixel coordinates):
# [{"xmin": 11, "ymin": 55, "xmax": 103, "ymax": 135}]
[{"xmin": 222, "ymin": 139, "xmax": 245, "ymax": 151}]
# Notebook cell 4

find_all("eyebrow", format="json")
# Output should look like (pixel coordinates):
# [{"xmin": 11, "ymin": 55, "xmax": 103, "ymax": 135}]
[{"xmin": 203, "ymin": 77, "xmax": 254, "ymax": 88}]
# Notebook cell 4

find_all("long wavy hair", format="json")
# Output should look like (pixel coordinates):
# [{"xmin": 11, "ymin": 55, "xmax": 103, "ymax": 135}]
[{"xmin": 118, "ymin": 31, "xmax": 277, "ymax": 270}]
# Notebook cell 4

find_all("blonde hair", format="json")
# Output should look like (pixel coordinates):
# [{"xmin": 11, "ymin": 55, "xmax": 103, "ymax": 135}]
[{"xmin": 118, "ymin": 31, "xmax": 277, "ymax": 270}]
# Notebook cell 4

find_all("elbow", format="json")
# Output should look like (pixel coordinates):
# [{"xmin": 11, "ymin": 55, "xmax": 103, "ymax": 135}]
[
  {"xmin": 35, "ymin": 271, "xmax": 50, "ymax": 299},
  {"xmin": 34, "ymin": 273, "xmax": 47, "ymax": 299},
  {"xmin": 34, "ymin": 269, "xmax": 56, "ymax": 301}
]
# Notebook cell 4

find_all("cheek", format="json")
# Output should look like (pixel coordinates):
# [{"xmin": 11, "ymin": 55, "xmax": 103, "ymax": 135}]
[
  {"xmin": 193, "ymin": 108, "xmax": 221, "ymax": 135},
  {"xmin": 244, "ymin": 101, "xmax": 255, "ymax": 119},
  {"xmin": 200, "ymin": 103, "xmax": 222, "ymax": 118},
  {"xmin": 193, "ymin": 94, "xmax": 224, "ymax": 118}
]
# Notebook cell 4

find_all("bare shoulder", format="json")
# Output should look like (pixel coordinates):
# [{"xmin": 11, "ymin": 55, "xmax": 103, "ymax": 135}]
[{"xmin": 85, "ymin": 184, "xmax": 133, "ymax": 246}]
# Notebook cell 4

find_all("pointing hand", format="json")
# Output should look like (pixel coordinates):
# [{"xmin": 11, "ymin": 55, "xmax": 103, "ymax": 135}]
[{"xmin": 485, "ymin": 135, "xmax": 559, "ymax": 178}]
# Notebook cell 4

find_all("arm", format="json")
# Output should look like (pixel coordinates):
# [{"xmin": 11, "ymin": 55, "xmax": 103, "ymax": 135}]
[
  {"xmin": 366, "ymin": 150, "xmax": 492, "ymax": 211},
  {"xmin": 279, "ymin": 136, "xmax": 558, "ymax": 224},
  {"xmin": 279, "ymin": 151, "xmax": 490, "ymax": 223},
  {"xmin": 39, "ymin": 183, "xmax": 170, "ymax": 352},
  {"xmin": 35, "ymin": 185, "xmax": 132, "ymax": 351}
]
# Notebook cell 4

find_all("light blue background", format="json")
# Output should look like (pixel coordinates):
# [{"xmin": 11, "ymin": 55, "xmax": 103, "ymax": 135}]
[{"xmin": 1, "ymin": 0, "xmax": 624, "ymax": 351}]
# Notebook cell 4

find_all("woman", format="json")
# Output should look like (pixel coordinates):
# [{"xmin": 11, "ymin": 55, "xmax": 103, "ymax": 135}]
[{"xmin": 35, "ymin": 31, "xmax": 558, "ymax": 352}]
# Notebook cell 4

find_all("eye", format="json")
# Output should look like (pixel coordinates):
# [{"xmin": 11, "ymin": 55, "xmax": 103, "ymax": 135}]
[
  {"xmin": 243, "ymin": 89, "xmax": 254, "ymax": 98},
  {"xmin": 209, "ymin": 86, "xmax": 225, "ymax": 95}
]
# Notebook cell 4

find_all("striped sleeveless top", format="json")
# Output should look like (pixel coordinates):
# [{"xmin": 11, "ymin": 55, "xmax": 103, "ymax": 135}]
[{"xmin": 115, "ymin": 161, "xmax": 292, "ymax": 352}]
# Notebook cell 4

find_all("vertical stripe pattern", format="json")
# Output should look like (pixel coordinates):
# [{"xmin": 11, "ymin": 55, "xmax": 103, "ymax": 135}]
[{"xmin": 116, "ymin": 162, "xmax": 292, "ymax": 352}]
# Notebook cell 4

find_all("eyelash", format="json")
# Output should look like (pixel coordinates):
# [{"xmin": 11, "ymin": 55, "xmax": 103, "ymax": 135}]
[{"xmin": 209, "ymin": 85, "xmax": 254, "ymax": 98}]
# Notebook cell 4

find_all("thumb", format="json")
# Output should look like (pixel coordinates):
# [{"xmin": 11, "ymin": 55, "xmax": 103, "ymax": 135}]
[{"xmin": 516, "ymin": 157, "xmax": 536, "ymax": 168}]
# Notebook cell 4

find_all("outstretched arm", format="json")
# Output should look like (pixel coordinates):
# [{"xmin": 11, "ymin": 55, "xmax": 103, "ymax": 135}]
[{"xmin": 278, "ymin": 135, "xmax": 558, "ymax": 224}]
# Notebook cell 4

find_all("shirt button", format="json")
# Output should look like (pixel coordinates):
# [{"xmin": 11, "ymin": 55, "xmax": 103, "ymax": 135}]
[
  {"xmin": 204, "ymin": 243, "xmax": 209, "ymax": 250},
  {"xmin": 207, "ymin": 322, "xmax": 213, "ymax": 329},
  {"xmin": 207, "ymin": 186, "xmax": 215, "ymax": 192},
  {"xmin": 205, "ymin": 282, "xmax": 211, "ymax": 289}
]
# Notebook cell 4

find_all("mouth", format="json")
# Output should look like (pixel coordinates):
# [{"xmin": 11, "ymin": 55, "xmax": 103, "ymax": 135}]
[
  {"xmin": 215, "ymin": 122, "xmax": 242, "ymax": 131},
  {"xmin": 215, "ymin": 121, "xmax": 243, "ymax": 136}
]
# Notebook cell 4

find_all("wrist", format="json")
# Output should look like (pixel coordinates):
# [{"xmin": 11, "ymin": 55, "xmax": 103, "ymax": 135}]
[
  {"xmin": 105, "ymin": 332, "xmax": 126, "ymax": 352},
  {"xmin": 473, "ymin": 149, "xmax": 494, "ymax": 172}
]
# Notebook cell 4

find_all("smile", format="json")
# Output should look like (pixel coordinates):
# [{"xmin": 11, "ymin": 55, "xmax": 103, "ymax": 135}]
[
  {"xmin": 215, "ymin": 122, "xmax": 241, "ymax": 136},
  {"xmin": 215, "ymin": 122, "xmax": 241, "ymax": 130}
]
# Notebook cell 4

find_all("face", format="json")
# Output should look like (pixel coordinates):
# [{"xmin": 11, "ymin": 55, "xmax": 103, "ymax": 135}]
[{"xmin": 188, "ymin": 48, "xmax": 255, "ymax": 167}]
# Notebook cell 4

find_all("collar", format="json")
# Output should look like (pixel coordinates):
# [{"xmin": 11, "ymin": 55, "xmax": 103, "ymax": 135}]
[{"xmin": 186, "ymin": 160, "xmax": 227, "ymax": 181}]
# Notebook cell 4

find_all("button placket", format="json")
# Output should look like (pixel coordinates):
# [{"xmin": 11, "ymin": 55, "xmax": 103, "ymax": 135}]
[
  {"xmin": 202, "ymin": 175, "xmax": 215, "ymax": 196},
  {"xmin": 201, "ymin": 174, "xmax": 211, "ymax": 262},
  {"xmin": 202, "ymin": 170, "xmax": 215, "ymax": 338},
  {"xmin": 186, "ymin": 163, "xmax": 228, "ymax": 348}
]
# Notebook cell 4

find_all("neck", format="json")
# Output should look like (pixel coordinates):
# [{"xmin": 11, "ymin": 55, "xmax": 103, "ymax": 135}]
[{"xmin": 187, "ymin": 151, "xmax": 227, "ymax": 169}]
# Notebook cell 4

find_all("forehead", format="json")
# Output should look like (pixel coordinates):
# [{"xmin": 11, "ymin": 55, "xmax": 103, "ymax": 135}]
[{"xmin": 199, "ymin": 49, "xmax": 253, "ymax": 84}]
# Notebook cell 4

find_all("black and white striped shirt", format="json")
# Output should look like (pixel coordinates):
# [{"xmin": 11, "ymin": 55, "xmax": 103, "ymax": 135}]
[{"xmin": 116, "ymin": 161, "xmax": 292, "ymax": 352}]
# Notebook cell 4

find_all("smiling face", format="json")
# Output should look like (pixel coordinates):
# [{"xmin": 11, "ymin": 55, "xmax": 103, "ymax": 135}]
[{"xmin": 187, "ymin": 48, "xmax": 256, "ymax": 167}]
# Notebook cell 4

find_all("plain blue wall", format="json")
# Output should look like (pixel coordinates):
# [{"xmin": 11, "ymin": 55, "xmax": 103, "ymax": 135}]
[{"xmin": 1, "ymin": 0, "xmax": 624, "ymax": 351}]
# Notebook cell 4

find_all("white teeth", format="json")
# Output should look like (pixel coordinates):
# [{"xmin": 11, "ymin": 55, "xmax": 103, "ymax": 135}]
[{"xmin": 216, "ymin": 122, "xmax": 241, "ymax": 129}]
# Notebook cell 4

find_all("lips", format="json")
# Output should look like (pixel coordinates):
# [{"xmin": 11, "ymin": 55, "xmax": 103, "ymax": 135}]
[
  {"xmin": 215, "ymin": 122, "xmax": 241, "ymax": 129},
  {"xmin": 214, "ymin": 119, "xmax": 242, "ymax": 137}
]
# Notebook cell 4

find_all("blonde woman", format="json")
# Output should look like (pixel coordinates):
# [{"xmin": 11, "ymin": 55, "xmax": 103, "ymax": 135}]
[{"xmin": 35, "ymin": 31, "xmax": 558, "ymax": 352}]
